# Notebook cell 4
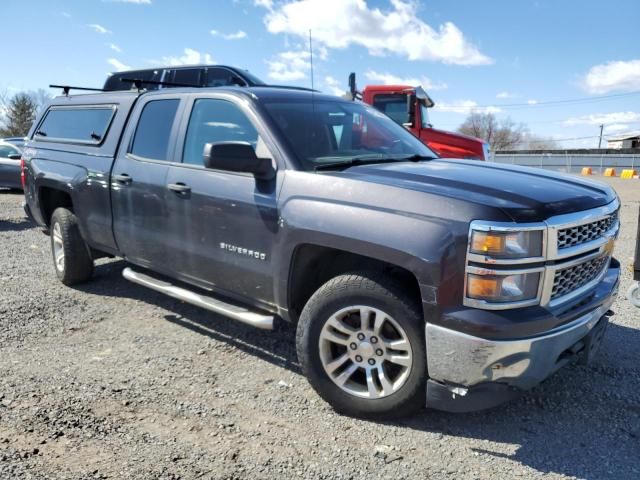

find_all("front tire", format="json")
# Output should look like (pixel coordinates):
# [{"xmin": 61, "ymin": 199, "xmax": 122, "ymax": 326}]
[
  {"xmin": 50, "ymin": 208, "xmax": 94, "ymax": 285},
  {"xmin": 296, "ymin": 272, "xmax": 426, "ymax": 419}
]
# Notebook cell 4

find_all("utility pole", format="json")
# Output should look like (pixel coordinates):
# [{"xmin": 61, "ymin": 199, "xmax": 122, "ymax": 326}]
[{"xmin": 598, "ymin": 124, "xmax": 604, "ymax": 149}]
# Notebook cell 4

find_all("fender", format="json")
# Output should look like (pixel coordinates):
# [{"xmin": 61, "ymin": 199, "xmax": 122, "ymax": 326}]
[
  {"xmin": 273, "ymin": 195, "xmax": 470, "ymax": 322},
  {"xmin": 28, "ymin": 154, "xmax": 117, "ymax": 253}
]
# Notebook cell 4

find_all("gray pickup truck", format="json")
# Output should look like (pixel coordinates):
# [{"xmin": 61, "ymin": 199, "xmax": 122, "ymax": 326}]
[{"xmin": 22, "ymin": 85, "xmax": 620, "ymax": 418}]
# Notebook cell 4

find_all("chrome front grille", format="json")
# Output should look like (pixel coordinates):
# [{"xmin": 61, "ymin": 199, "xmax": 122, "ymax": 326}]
[
  {"xmin": 557, "ymin": 212, "xmax": 618, "ymax": 250},
  {"xmin": 551, "ymin": 255, "xmax": 609, "ymax": 300}
]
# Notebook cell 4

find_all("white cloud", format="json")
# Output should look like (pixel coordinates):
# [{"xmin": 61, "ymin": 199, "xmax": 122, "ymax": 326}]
[
  {"xmin": 260, "ymin": 0, "xmax": 493, "ymax": 66},
  {"xmin": 109, "ymin": 43, "xmax": 122, "ymax": 53},
  {"xmin": 433, "ymin": 100, "xmax": 501, "ymax": 114},
  {"xmin": 254, "ymin": 0, "xmax": 273, "ymax": 8},
  {"xmin": 107, "ymin": 58, "xmax": 130, "ymax": 72},
  {"xmin": 496, "ymin": 91, "xmax": 515, "ymax": 99},
  {"xmin": 582, "ymin": 59, "xmax": 640, "ymax": 94},
  {"xmin": 324, "ymin": 76, "xmax": 345, "ymax": 96},
  {"xmin": 88, "ymin": 24, "xmax": 112, "ymax": 34},
  {"xmin": 563, "ymin": 111, "xmax": 640, "ymax": 126},
  {"xmin": 159, "ymin": 48, "xmax": 215, "ymax": 66},
  {"xmin": 604, "ymin": 124, "xmax": 631, "ymax": 133},
  {"xmin": 60, "ymin": 12, "xmax": 72, "ymax": 18},
  {"xmin": 527, "ymin": 99, "xmax": 538, "ymax": 105},
  {"xmin": 267, "ymin": 50, "xmax": 310, "ymax": 81},
  {"xmin": 364, "ymin": 69, "xmax": 447, "ymax": 90},
  {"xmin": 210, "ymin": 29, "xmax": 247, "ymax": 40}
]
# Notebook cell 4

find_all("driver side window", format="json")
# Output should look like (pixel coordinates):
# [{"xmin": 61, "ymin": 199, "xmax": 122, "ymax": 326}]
[{"xmin": 183, "ymin": 99, "xmax": 263, "ymax": 166}]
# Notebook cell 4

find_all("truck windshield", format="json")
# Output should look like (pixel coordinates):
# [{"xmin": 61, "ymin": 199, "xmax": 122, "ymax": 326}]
[
  {"xmin": 371, "ymin": 93, "xmax": 408, "ymax": 125},
  {"xmin": 261, "ymin": 99, "xmax": 436, "ymax": 171},
  {"xmin": 420, "ymin": 103, "xmax": 430, "ymax": 129}
]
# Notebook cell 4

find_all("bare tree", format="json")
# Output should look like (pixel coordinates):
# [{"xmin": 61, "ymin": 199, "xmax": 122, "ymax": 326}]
[
  {"xmin": 458, "ymin": 112, "xmax": 527, "ymax": 151},
  {"xmin": 519, "ymin": 133, "xmax": 558, "ymax": 150},
  {"xmin": 28, "ymin": 89, "xmax": 53, "ymax": 115}
]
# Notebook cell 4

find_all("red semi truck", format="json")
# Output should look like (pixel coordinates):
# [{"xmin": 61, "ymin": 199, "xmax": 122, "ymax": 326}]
[{"xmin": 349, "ymin": 74, "xmax": 490, "ymax": 161}]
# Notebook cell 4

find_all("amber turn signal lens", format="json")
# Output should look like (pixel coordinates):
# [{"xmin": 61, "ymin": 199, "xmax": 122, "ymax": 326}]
[
  {"xmin": 470, "ymin": 232, "xmax": 506, "ymax": 255},
  {"xmin": 466, "ymin": 272, "xmax": 541, "ymax": 303},
  {"xmin": 469, "ymin": 229, "xmax": 543, "ymax": 258},
  {"xmin": 467, "ymin": 275, "xmax": 500, "ymax": 298}
]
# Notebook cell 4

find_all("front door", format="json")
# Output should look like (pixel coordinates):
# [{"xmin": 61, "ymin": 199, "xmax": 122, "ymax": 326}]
[
  {"xmin": 164, "ymin": 97, "xmax": 280, "ymax": 305},
  {"xmin": 111, "ymin": 97, "xmax": 182, "ymax": 270}
]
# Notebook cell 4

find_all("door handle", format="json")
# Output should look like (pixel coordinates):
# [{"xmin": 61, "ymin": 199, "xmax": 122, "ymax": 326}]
[
  {"xmin": 113, "ymin": 173, "xmax": 132, "ymax": 184},
  {"xmin": 167, "ymin": 182, "xmax": 191, "ymax": 194}
]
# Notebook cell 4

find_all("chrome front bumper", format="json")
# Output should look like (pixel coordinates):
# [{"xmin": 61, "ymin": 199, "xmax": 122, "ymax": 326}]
[{"xmin": 426, "ymin": 297, "xmax": 616, "ymax": 391}]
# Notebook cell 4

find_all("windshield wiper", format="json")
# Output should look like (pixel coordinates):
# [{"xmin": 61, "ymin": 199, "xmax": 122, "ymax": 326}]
[
  {"xmin": 314, "ymin": 154, "xmax": 436, "ymax": 171},
  {"xmin": 401, "ymin": 154, "xmax": 438, "ymax": 162}
]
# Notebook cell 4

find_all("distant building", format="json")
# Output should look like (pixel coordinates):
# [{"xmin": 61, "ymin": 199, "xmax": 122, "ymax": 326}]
[{"xmin": 607, "ymin": 132, "xmax": 640, "ymax": 149}]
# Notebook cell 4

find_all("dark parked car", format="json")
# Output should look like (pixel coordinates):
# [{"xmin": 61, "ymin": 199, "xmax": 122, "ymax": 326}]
[
  {"xmin": 103, "ymin": 64, "xmax": 265, "ymax": 91},
  {"xmin": 0, "ymin": 141, "xmax": 22, "ymax": 189},
  {"xmin": 22, "ymin": 85, "xmax": 620, "ymax": 418}
]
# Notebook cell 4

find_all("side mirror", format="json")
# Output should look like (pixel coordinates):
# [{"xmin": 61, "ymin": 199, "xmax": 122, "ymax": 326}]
[
  {"xmin": 7, "ymin": 154, "xmax": 21, "ymax": 160},
  {"xmin": 348, "ymin": 72, "xmax": 357, "ymax": 100},
  {"xmin": 203, "ymin": 141, "xmax": 275, "ymax": 180},
  {"xmin": 406, "ymin": 94, "xmax": 416, "ymax": 127}
]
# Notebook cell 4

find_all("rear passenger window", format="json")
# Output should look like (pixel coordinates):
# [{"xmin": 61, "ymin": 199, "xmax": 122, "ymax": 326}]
[
  {"xmin": 104, "ymin": 69, "xmax": 160, "ymax": 91},
  {"xmin": 170, "ymin": 69, "xmax": 202, "ymax": 88},
  {"xmin": 206, "ymin": 68, "xmax": 245, "ymax": 87},
  {"xmin": 130, "ymin": 99, "xmax": 179, "ymax": 161},
  {"xmin": 182, "ymin": 99, "xmax": 261, "ymax": 166},
  {"xmin": 35, "ymin": 107, "xmax": 115, "ymax": 144}
]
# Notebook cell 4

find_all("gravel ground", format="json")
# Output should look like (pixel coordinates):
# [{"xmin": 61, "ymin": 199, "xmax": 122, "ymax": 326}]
[{"xmin": 0, "ymin": 177, "xmax": 638, "ymax": 480}]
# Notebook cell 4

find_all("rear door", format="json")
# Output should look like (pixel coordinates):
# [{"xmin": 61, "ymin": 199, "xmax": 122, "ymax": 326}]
[
  {"xmin": 163, "ymin": 95, "xmax": 280, "ymax": 305},
  {"xmin": 111, "ymin": 95, "xmax": 184, "ymax": 270}
]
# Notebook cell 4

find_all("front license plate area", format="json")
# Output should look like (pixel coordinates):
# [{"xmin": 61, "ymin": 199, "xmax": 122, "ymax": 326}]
[{"xmin": 578, "ymin": 316, "xmax": 609, "ymax": 365}]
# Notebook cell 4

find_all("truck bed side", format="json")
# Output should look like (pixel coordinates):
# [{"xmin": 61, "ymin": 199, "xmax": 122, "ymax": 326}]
[{"xmin": 23, "ymin": 92, "xmax": 139, "ymax": 255}]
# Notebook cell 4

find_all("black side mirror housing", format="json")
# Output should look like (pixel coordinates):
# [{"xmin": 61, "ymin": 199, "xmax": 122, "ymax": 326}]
[
  {"xmin": 348, "ymin": 72, "xmax": 357, "ymax": 100},
  {"xmin": 203, "ymin": 141, "xmax": 275, "ymax": 180},
  {"xmin": 7, "ymin": 154, "xmax": 21, "ymax": 160},
  {"xmin": 405, "ymin": 94, "xmax": 416, "ymax": 128}
]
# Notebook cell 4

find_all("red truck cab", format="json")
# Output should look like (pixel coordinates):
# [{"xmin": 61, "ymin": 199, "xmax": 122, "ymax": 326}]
[{"xmin": 350, "ymin": 75, "xmax": 489, "ymax": 161}]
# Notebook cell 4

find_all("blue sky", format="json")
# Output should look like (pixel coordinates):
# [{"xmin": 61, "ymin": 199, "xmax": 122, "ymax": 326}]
[{"xmin": 1, "ymin": 0, "xmax": 639, "ymax": 147}]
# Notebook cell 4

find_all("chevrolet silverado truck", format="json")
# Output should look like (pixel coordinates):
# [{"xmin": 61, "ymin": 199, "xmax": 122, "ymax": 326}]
[{"xmin": 22, "ymin": 85, "xmax": 620, "ymax": 418}]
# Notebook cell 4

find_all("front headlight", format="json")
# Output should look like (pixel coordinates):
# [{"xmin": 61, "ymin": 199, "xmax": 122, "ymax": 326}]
[
  {"xmin": 470, "ymin": 230, "xmax": 543, "ymax": 259},
  {"xmin": 467, "ymin": 271, "xmax": 541, "ymax": 303}
]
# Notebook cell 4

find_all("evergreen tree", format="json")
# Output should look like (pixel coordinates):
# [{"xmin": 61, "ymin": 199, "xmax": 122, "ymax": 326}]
[{"xmin": 0, "ymin": 93, "xmax": 38, "ymax": 137}]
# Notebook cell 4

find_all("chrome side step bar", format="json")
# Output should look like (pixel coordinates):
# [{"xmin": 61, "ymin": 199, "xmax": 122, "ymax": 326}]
[{"xmin": 122, "ymin": 267, "xmax": 274, "ymax": 330}]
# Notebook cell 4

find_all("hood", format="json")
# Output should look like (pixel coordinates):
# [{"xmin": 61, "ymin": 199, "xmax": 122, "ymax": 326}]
[{"xmin": 334, "ymin": 159, "xmax": 616, "ymax": 222}]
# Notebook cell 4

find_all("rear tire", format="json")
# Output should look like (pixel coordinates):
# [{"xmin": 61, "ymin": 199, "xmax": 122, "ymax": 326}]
[
  {"xmin": 296, "ymin": 272, "xmax": 426, "ymax": 419},
  {"xmin": 50, "ymin": 208, "xmax": 94, "ymax": 285}
]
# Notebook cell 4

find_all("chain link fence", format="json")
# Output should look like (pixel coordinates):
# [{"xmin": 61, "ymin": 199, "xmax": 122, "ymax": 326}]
[{"xmin": 493, "ymin": 153, "xmax": 640, "ymax": 174}]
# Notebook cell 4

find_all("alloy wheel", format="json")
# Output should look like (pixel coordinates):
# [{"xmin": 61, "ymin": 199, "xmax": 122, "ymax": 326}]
[
  {"xmin": 52, "ymin": 223, "xmax": 65, "ymax": 272},
  {"xmin": 318, "ymin": 305, "xmax": 413, "ymax": 399}
]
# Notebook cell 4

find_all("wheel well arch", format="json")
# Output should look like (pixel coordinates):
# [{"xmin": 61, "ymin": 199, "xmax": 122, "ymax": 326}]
[
  {"xmin": 39, "ymin": 187, "xmax": 73, "ymax": 227},
  {"xmin": 287, "ymin": 244, "xmax": 422, "ymax": 323}
]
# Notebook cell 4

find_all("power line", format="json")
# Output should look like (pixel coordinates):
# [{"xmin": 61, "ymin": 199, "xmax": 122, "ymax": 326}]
[
  {"xmin": 438, "ymin": 90, "xmax": 640, "ymax": 111},
  {"xmin": 507, "ymin": 130, "xmax": 639, "ymax": 146}
]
